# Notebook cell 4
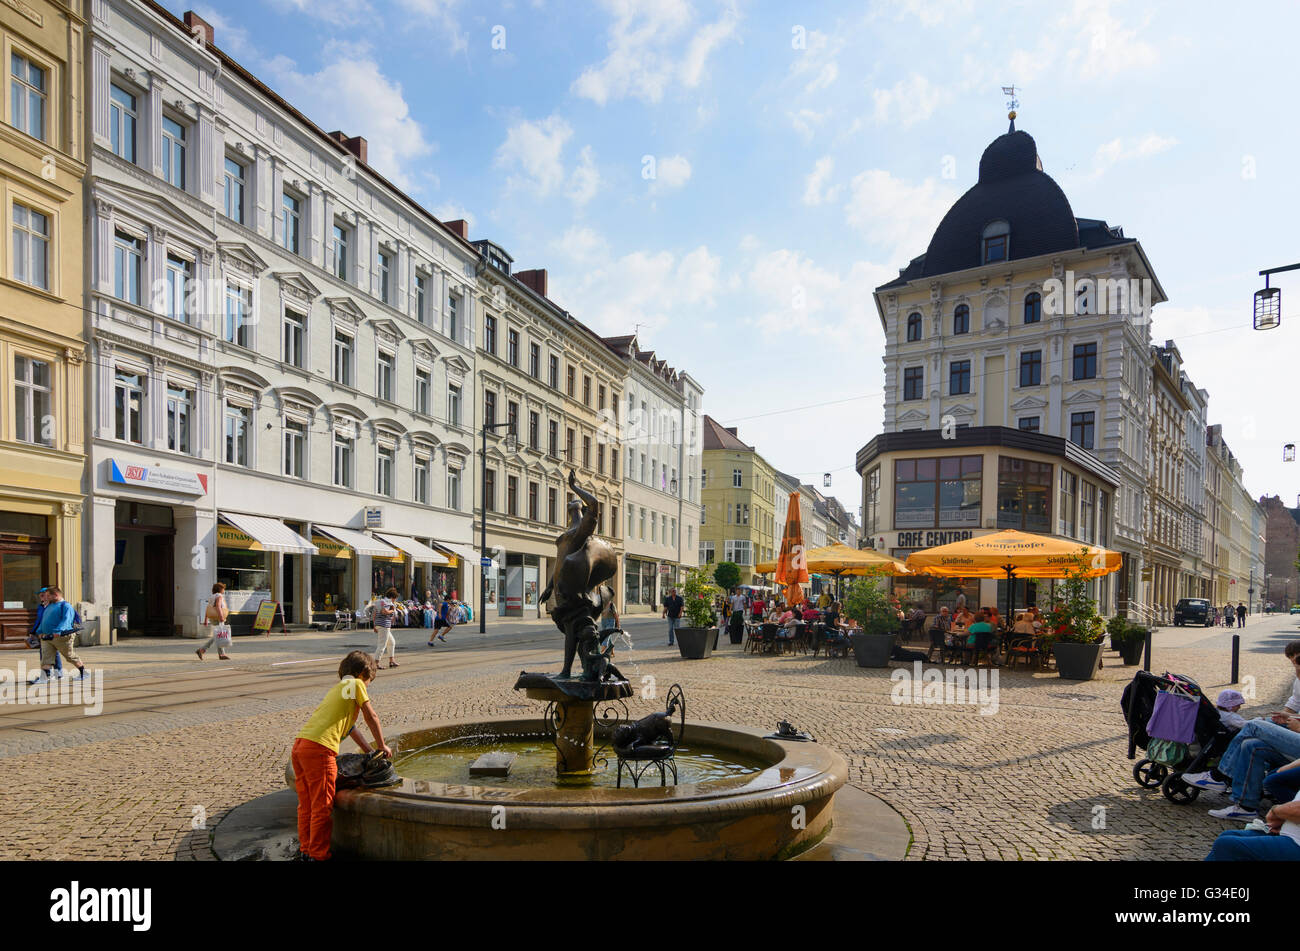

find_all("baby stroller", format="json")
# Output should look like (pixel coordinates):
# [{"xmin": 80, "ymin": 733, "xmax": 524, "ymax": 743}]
[{"xmin": 1120, "ymin": 670, "xmax": 1235, "ymax": 804}]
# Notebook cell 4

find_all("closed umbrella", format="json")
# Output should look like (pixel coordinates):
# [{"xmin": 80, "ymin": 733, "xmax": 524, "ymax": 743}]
[{"xmin": 774, "ymin": 492, "xmax": 810, "ymax": 606}]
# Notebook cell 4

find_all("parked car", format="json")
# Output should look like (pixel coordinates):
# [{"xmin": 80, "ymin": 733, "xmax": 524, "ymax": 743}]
[
  {"xmin": 1173, "ymin": 598, "xmax": 1212, "ymax": 627},
  {"xmin": 1291, "ymin": 605, "xmax": 1300, "ymax": 615}
]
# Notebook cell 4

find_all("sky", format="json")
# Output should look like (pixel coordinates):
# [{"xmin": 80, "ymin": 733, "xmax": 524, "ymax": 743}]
[{"xmin": 164, "ymin": 0, "xmax": 1300, "ymax": 517}]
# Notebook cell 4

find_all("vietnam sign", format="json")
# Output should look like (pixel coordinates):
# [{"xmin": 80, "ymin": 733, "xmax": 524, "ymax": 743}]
[{"xmin": 109, "ymin": 460, "xmax": 208, "ymax": 496}]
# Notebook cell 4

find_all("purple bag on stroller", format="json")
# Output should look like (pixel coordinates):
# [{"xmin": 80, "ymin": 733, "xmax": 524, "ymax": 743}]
[{"xmin": 1146, "ymin": 690, "xmax": 1198, "ymax": 744}]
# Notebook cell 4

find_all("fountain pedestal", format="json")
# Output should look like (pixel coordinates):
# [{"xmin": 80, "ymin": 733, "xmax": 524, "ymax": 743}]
[{"xmin": 514, "ymin": 671, "xmax": 632, "ymax": 779}]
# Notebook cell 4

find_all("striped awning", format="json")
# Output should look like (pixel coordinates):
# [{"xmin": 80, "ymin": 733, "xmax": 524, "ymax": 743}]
[
  {"xmin": 218, "ymin": 513, "xmax": 317, "ymax": 555},
  {"xmin": 374, "ymin": 533, "xmax": 449, "ymax": 565},
  {"xmin": 312, "ymin": 525, "xmax": 399, "ymax": 559},
  {"xmin": 435, "ymin": 541, "xmax": 493, "ymax": 568}
]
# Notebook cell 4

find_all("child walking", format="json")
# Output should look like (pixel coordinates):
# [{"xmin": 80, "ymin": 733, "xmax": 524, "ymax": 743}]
[{"xmin": 291, "ymin": 651, "xmax": 391, "ymax": 861}]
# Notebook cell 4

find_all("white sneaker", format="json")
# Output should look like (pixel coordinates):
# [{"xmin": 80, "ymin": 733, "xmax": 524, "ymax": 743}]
[
  {"xmin": 1208, "ymin": 804, "xmax": 1257, "ymax": 821},
  {"xmin": 1181, "ymin": 771, "xmax": 1227, "ymax": 791}
]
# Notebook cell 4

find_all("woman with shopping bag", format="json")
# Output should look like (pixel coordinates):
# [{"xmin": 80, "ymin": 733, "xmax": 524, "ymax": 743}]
[{"xmin": 197, "ymin": 582, "xmax": 232, "ymax": 660}]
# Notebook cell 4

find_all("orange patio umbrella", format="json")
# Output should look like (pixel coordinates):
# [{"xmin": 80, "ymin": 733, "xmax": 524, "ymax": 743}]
[{"xmin": 774, "ymin": 491, "xmax": 810, "ymax": 605}]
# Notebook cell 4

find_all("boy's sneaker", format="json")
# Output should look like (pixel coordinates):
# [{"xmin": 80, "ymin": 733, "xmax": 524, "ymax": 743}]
[
  {"xmin": 1181, "ymin": 771, "xmax": 1227, "ymax": 792},
  {"xmin": 437, "ymin": 634, "xmax": 446, "ymax": 642},
  {"xmin": 1207, "ymin": 804, "xmax": 1257, "ymax": 821},
  {"xmin": 76, "ymin": 668, "xmax": 92, "ymax": 680}
]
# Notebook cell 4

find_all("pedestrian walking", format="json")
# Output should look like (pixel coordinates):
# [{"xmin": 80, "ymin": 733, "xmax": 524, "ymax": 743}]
[
  {"xmin": 196, "ymin": 582, "xmax": 231, "ymax": 660},
  {"xmin": 1237, "ymin": 601, "xmax": 1247, "ymax": 628},
  {"xmin": 373, "ymin": 587, "xmax": 398, "ymax": 668},
  {"xmin": 429, "ymin": 593, "xmax": 455, "ymax": 645},
  {"xmin": 662, "ymin": 587, "xmax": 685, "ymax": 646},
  {"xmin": 27, "ymin": 587, "xmax": 63, "ymax": 681},
  {"xmin": 728, "ymin": 586, "xmax": 747, "ymax": 645},
  {"xmin": 30, "ymin": 586, "xmax": 88, "ymax": 684}
]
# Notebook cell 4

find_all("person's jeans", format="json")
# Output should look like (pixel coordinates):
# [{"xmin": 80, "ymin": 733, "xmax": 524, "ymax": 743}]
[
  {"xmin": 667, "ymin": 616, "xmax": 680, "ymax": 645},
  {"xmin": 1218, "ymin": 719, "xmax": 1300, "ymax": 808},
  {"xmin": 1263, "ymin": 764, "xmax": 1300, "ymax": 804},
  {"xmin": 1205, "ymin": 829, "xmax": 1300, "ymax": 861}
]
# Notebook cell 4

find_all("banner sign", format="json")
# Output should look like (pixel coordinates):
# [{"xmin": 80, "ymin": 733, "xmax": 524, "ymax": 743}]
[
  {"xmin": 252, "ymin": 599, "xmax": 280, "ymax": 633},
  {"xmin": 109, "ymin": 460, "xmax": 208, "ymax": 495},
  {"xmin": 365, "ymin": 506, "xmax": 384, "ymax": 528},
  {"xmin": 217, "ymin": 525, "xmax": 262, "ymax": 550},
  {"xmin": 311, "ymin": 535, "xmax": 351, "ymax": 559}
]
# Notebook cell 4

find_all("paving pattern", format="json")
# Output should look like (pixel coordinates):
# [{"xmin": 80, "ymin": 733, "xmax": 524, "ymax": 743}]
[{"xmin": 1, "ymin": 613, "xmax": 1296, "ymax": 860}]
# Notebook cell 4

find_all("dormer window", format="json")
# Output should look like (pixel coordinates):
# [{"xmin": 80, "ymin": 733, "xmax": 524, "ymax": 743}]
[
  {"xmin": 905, "ymin": 312, "xmax": 921, "ymax": 342},
  {"xmin": 982, "ymin": 219, "xmax": 1010, "ymax": 264}
]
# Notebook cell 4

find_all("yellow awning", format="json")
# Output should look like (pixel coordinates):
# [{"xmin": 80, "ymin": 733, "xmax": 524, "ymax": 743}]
[
  {"xmin": 756, "ymin": 542, "xmax": 909, "ymax": 576},
  {"xmin": 903, "ymin": 529, "xmax": 1121, "ymax": 579}
]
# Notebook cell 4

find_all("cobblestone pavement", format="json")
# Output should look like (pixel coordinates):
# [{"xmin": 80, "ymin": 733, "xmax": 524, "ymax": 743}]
[{"xmin": 1, "ymin": 612, "xmax": 1297, "ymax": 860}]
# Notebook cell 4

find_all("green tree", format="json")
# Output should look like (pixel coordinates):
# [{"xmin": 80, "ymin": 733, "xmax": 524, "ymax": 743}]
[
  {"xmin": 713, "ymin": 561, "xmax": 741, "ymax": 591},
  {"xmin": 842, "ymin": 572, "xmax": 898, "ymax": 636},
  {"xmin": 1043, "ymin": 549, "xmax": 1106, "ymax": 644}
]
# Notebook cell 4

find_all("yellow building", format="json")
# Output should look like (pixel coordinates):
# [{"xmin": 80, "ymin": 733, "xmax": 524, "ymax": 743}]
[
  {"xmin": 700, "ymin": 416, "xmax": 778, "ymax": 585},
  {"xmin": 0, "ymin": 0, "xmax": 86, "ymax": 646}
]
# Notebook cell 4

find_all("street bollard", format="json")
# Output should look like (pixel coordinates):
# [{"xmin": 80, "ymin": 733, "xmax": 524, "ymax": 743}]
[
  {"xmin": 1143, "ymin": 627, "xmax": 1152, "ymax": 672},
  {"xmin": 1231, "ymin": 634, "xmax": 1240, "ymax": 685}
]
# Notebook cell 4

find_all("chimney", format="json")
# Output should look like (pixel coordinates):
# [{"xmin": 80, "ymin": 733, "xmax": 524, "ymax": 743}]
[
  {"xmin": 515, "ymin": 268, "xmax": 548, "ymax": 298},
  {"xmin": 183, "ymin": 11, "xmax": 214, "ymax": 46},
  {"xmin": 442, "ymin": 219, "xmax": 469, "ymax": 240},
  {"xmin": 328, "ymin": 131, "xmax": 367, "ymax": 165}
]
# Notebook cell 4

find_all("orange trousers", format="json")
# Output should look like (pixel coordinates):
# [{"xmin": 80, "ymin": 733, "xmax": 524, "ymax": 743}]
[{"xmin": 292, "ymin": 738, "xmax": 338, "ymax": 860}]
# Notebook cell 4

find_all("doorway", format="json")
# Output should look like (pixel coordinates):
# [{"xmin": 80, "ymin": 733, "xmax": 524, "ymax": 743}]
[{"xmin": 114, "ymin": 502, "xmax": 176, "ymax": 637}]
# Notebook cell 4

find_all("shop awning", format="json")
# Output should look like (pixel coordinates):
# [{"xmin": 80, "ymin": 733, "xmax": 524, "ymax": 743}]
[
  {"xmin": 435, "ymin": 541, "xmax": 493, "ymax": 568},
  {"xmin": 218, "ymin": 513, "xmax": 317, "ymax": 555},
  {"xmin": 313, "ymin": 525, "xmax": 400, "ymax": 559},
  {"xmin": 374, "ymin": 533, "xmax": 449, "ymax": 565}
]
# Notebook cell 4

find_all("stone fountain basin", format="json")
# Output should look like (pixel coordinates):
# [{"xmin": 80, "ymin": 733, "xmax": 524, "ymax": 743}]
[{"xmin": 307, "ymin": 717, "xmax": 847, "ymax": 861}]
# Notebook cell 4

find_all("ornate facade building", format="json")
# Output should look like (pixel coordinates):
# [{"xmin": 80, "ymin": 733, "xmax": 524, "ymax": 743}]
[
  {"xmin": 84, "ymin": 2, "xmax": 478, "ymax": 639},
  {"xmin": 0, "ymin": 0, "xmax": 87, "ymax": 646}
]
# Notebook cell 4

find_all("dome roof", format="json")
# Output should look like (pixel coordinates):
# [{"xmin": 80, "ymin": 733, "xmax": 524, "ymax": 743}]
[{"xmin": 920, "ymin": 129, "xmax": 1080, "ymax": 278}]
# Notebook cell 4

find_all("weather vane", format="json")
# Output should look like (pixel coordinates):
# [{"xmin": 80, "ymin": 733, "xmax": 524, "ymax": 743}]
[{"xmin": 1001, "ymin": 85, "xmax": 1019, "ymax": 131}]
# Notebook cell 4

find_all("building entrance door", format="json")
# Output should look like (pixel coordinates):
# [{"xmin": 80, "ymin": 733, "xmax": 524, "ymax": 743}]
[{"xmin": 143, "ymin": 534, "xmax": 175, "ymax": 635}]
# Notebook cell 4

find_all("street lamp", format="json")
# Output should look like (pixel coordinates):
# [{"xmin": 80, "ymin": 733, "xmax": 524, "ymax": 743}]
[
  {"xmin": 1285, "ymin": 444, "xmax": 1296, "ymax": 462},
  {"xmin": 1254, "ymin": 262, "xmax": 1300, "ymax": 330},
  {"xmin": 479, "ymin": 420, "xmax": 518, "ymax": 634}
]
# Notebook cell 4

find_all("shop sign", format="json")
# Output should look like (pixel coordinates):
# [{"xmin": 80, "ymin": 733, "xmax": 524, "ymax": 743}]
[
  {"xmin": 217, "ymin": 525, "xmax": 263, "ymax": 551},
  {"xmin": 364, "ymin": 506, "xmax": 384, "ymax": 528},
  {"xmin": 311, "ymin": 535, "xmax": 352, "ymax": 559},
  {"xmin": 891, "ymin": 530, "xmax": 976, "ymax": 550},
  {"xmin": 110, "ymin": 460, "xmax": 208, "ymax": 495}
]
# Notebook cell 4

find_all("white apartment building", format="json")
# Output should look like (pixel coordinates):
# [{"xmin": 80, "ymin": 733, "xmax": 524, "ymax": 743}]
[
  {"xmin": 84, "ymin": 3, "xmax": 479, "ymax": 638},
  {"xmin": 603, "ymin": 335, "xmax": 703, "ymax": 612}
]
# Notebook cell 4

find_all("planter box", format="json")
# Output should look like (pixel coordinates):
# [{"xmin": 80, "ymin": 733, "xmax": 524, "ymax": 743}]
[
  {"xmin": 676, "ymin": 627, "xmax": 717, "ymax": 660},
  {"xmin": 850, "ymin": 632, "xmax": 895, "ymax": 668},
  {"xmin": 1118, "ymin": 637, "xmax": 1145, "ymax": 666},
  {"xmin": 1054, "ymin": 641, "xmax": 1104, "ymax": 680}
]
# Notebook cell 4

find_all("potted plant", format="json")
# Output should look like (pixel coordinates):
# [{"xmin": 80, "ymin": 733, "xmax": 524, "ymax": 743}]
[
  {"xmin": 676, "ymin": 567, "xmax": 722, "ymax": 660},
  {"xmin": 1113, "ymin": 621, "xmax": 1147, "ymax": 666},
  {"xmin": 1045, "ymin": 550, "xmax": 1107, "ymax": 680},
  {"xmin": 843, "ymin": 573, "xmax": 898, "ymax": 668}
]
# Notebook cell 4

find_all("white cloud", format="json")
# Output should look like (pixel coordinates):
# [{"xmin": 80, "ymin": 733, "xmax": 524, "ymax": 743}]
[
  {"xmin": 785, "ymin": 29, "xmax": 844, "ymax": 94},
  {"xmin": 572, "ymin": 0, "xmax": 739, "ymax": 105},
  {"xmin": 802, "ymin": 156, "xmax": 841, "ymax": 206},
  {"xmin": 266, "ymin": 0, "xmax": 374, "ymax": 27},
  {"xmin": 888, "ymin": 0, "xmax": 976, "ymax": 27},
  {"xmin": 191, "ymin": 5, "xmax": 251, "ymax": 56},
  {"xmin": 747, "ymin": 250, "xmax": 892, "ymax": 340},
  {"xmin": 264, "ymin": 49, "xmax": 436, "ymax": 193},
  {"xmin": 844, "ymin": 169, "xmax": 958, "ymax": 259},
  {"xmin": 654, "ymin": 154, "xmax": 693, "ymax": 189},
  {"xmin": 788, "ymin": 107, "xmax": 831, "ymax": 142},
  {"xmin": 1088, "ymin": 133, "xmax": 1178, "ymax": 178},
  {"xmin": 870, "ymin": 74, "xmax": 943, "ymax": 127},
  {"xmin": 495, "ymin": 115, "xmax": 573, "ymax": 195},
  {"xmin": 567, "ymin": 145, "xmax": 602, "ymax": 205},
  {"xmin": 549, "ymin": 244, "xmax": 722, "ymax": 336},
  {"xmin": 553, "ymin": 226, "xmax": 605, "ymax": 265},
  {"xmin": 392, "ymin": 0, "xmax": 469, "ymax": 53}
]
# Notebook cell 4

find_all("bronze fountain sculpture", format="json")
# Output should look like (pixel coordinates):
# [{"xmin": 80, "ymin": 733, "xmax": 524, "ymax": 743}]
[{"xmin": 514, "ymin": 471, "xmax": 633, "ymax": 778}]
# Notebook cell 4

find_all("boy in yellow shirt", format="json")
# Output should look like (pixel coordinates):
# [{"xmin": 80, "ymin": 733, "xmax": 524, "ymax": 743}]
[{"xmin": 292, "ymin": 651, "xmax": 392, "ymax": 861}]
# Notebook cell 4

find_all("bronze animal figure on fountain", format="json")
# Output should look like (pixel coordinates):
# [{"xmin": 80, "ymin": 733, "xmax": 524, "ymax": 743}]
[
  {"xmin": 538, "ymin": 470, "xmax": 620, "ymax": 681},
  {"xmin": 613, "ymin": 693, "xmax": 682, "ymax": 755}
]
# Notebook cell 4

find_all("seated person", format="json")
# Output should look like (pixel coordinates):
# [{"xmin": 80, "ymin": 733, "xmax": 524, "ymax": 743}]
[
  {"xmin": 966, "ymin": 609, "xmax": 995, "ymax": 653},
  {"xmin": 1216, "ymin": 689, "xmax": 1248, "ymax": 731},
  {"xmin": 775, "ymin": 605, "xmax": 795, "ymax": 625},
  {"xmin": 1206, "ymin": 786, "xmax": 1300, "ymax": 860},
  {"xmin": 1011, "ymin": 613, "xmax": 1037, "ymax": 636},
  {"xmin": 823, "ymin": 601, "xmax": 845, "ymax": 631}
]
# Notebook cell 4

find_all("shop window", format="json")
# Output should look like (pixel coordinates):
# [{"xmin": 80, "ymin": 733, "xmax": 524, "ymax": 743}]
[
  {"xmin": 893, "ymin": 456, "xmax": 982, "ymax": 529},
  {"xmin": 996, "ymin": 456, "xmax": 1052, "ymax": 532}
]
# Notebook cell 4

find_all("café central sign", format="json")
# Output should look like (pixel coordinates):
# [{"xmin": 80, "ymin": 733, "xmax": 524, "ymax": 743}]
[{"xmin": 889, "ymin": 530, "xmax": 976, "ymax": 550}]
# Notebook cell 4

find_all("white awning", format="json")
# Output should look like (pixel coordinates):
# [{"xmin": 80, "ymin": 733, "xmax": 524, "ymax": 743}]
[
  {"xmin": 313, "ymin": 525, "xmax": 400, "ymax": 559},
  {"xmin": 435, "ymin": 541, "xmax": 492, "ymax": 567},
  {"xmin": 219, "ymin": 513, "xmax": 317, "ymax": 554},
  {"xmin": 374, "ymin": 533, "xmax": 449, "ymax": 565}
]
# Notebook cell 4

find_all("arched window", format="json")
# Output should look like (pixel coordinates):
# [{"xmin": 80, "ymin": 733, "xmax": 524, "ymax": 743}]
[
  {"xmin": 1024, "ymin": 292, "xmax": 1041, "ymax": 324},
  {"xmin": 982, "ymin": 219, "xmax": 1010, "ymax": 264},
  {"xmin": 953, "ymin": 304, "xmax": 969, "ymax": 335},
  {"xmin": 906, "ymin": 312, "xmax": 921, "ymax": 342}
]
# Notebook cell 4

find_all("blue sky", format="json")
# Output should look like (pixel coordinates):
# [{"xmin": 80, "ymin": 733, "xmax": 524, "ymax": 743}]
[{"xmin": 167, "ymin": 0, "xmax": 1300, "ymax": 516}]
